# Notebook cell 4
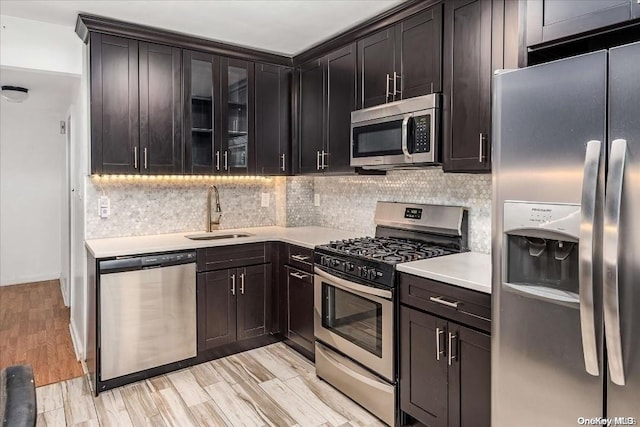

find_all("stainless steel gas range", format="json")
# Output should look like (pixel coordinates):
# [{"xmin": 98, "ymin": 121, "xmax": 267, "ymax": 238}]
[{"xmin": 313, "ymin": 202, "xmax": 468, "ymax": 426}]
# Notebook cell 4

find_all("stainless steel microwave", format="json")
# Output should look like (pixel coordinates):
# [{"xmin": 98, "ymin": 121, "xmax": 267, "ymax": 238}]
[{"xmin": 350, "ymin": 94, "xmax": 440, "ymax": 169}]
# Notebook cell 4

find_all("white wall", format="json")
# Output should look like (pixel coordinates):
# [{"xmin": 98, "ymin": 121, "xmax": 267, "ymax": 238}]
[
  {"xmin": 0, "ymin": 104, "xmax": 66, "ymax": 285},
  {"xmin": 69, "ymin": 47, "xmax": 90, "ymax": 360},
  {"xmin": 0, "ymin": 15, "xmax": 82, "ymax": 76}
]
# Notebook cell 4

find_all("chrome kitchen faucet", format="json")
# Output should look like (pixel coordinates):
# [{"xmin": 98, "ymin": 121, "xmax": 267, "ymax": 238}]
[{"xmin": 206, "ymin": 185, "xmax": 222, "ymax": 232}]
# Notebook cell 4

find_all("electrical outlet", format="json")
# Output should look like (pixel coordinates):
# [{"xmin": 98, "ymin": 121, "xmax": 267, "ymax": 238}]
[
  {"xmin": 261, "ymin": 193, "xmax": 270, "ymax": 207},
  {"xmin": 98, "ymin": 195, "xmax": 110, "ymax": 218},
  {"xmin": 314, "ymin": 194, "xmax": 321, "ymax": 207}
]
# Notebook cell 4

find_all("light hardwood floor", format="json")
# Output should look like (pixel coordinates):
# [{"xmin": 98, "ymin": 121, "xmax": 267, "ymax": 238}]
[
  {"xmin": 36, "ymin": 342, "xmax": 386, "ymax": 427},
  {"xmin": 0, "ymin": 280, "xmax": 83, "ymax": 386}
]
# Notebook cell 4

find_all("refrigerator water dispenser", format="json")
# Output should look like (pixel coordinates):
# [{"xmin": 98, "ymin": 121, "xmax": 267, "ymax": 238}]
[{"xmin": 503, "ymin": 201, "xmax": 582, "ymax": 306}]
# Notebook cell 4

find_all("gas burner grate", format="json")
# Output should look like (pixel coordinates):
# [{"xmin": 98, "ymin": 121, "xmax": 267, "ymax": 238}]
[{"xmin": 322, "ymin": 236, "xmax": 455, "ymax": 264}]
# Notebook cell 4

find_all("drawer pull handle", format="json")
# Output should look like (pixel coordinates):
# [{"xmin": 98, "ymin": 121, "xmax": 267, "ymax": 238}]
[
  {"xmin": 291, "ymin": 254, "xmax": 310, "ymax": 261},
  {"xmin": 289, "ymin": 272, "xmax": 308, "ymax": 280},
  {"xmin": 429, "ymin": 296, "xmax": 461, "ymax": 309}
]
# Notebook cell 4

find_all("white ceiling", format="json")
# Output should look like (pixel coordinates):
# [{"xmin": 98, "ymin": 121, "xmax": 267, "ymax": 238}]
[
  {"xmin": 0, "ymin": 0, "xmax": 405, "ymax": 56},
  {"xmin": 0, "ymin": 67, "xmax": 79, "ymax": 112}
]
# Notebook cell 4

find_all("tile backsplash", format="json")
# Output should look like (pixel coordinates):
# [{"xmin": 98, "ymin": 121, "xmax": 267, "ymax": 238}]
[
  {"xmin": 312, "ymin": 169, "xmax": 492, "ymax": 253},
  {"xmin": 85, "ymin": 169, "xmax": 492, "ymax": 253},
  {"xmin": 85, "ymin": 178, "xmax": 277, "ymax": 239}
]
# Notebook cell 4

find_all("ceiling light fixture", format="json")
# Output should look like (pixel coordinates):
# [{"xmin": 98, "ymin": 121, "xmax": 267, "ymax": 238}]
[{"xmin": 1, "ymin": 86, "xmax": 29, "ymax": 103}]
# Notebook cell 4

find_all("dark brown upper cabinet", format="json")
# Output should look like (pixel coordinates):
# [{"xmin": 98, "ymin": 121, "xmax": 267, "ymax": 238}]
[
  {"xmin": 183, "ymin": 53, "xmax": 256, "ymax": 175},
  {"xmin": 442, "ymin": 0, "xmax": 503, "ymax": 173},
  {"xmin": 183, "ymin": 50, "xmax": 220, "ymax": 174},
  {"xmin": 325, "ymin": 44, "xmax": 357, "ymax": 173},
  {"xmin": 299, "ymin": 59, "xmax": 325, "ymax": 174},
  {"xmin": 90, "ymin": 33, "xmax": 139, "ymax": 174},
  {"xmin": 90, "ymin": 35, "xmax": 183, "ymax": 174},
  {"xmin": 298, "ymin": 44, "xmax": 356, "ymax": 174},
  {"xmin": 139, "ymin": 42, "xmax": 182, "ymax": 174},
  {"xmin": 255, "ymin": 64, "xmax": 292, "ymax": 175},
  {"xmin": 526, "ymin": 0, "xmax": 634, "ymax": 48},
  {"xmin": 221, "ymin": 58, "xmax": 255, "ymax": 175},
  {"xmin": 358, "ymin": 4, "xmax": 443, "ymax": 109}
]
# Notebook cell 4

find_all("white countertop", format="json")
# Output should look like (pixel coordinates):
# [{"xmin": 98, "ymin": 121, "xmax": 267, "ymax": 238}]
[
  {"xmin": 396, "ymin": 252, "xmax": 492, "ymax": 294},
  {"xmin": 85, "ymin": 226, "xmax": 363, "ymax": 258}
]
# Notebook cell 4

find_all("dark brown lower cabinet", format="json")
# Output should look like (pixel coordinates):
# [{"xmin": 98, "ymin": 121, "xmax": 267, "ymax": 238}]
[
  {"xmin": 197, "ymin": 263, "xmax": 270, "ymax": 352},
  {"xmin": 400, "ymin": 306, "xmax": 490, "ymax": 427},
  {"xmin": 285, "ymin": 266, "xmax": 315, "ymax": 355}
]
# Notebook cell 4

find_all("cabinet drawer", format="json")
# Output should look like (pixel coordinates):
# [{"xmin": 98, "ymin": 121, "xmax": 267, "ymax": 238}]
[
  {"xmin": 399, "ymin": 272, "xmax": 491, "ymax": 333},
  {"xmin": 286, "ymin": 245, "xmax": 314, "ymax": 272},
  {"xmin": 197, "ymin": 243, "xmax": 266, "ymax": 272}
]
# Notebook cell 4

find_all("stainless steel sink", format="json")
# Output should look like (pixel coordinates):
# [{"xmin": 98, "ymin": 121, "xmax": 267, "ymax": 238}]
[{"xmin": 185, "ymin": 232, "xmax": 254, "ymax": 241}]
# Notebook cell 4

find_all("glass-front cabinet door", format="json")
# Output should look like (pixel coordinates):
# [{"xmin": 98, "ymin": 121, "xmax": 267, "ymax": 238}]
[
  {"xmin": 221, "ymin": 58, "xmax": 255, "ymax": 174},
  {"xmin": 184, "ymin": 51, "xmax": 220, "ymax": 174}
]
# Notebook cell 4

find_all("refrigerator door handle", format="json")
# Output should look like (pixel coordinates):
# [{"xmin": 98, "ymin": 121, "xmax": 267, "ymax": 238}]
[
  {"xmin": 579, "ymin": 140, "xmax": 602, "ymax": 376},
  {"xmin": 603, "ymin": 138, "xmax": 627, "ymax": 386}
]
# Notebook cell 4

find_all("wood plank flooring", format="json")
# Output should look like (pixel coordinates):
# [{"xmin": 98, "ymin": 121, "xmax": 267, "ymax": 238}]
[
  {"xmin": 0, "ymin": 280, "xmax": 83, "ymax": 386},
  {"xmin": 36, "ymin": 342, "xmax": 386, "ymax": 427}
]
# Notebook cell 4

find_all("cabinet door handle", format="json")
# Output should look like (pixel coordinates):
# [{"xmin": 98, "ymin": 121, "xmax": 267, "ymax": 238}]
[
  {"xmin": 143, "ymin": 147, "xmax": 148, "ymax": 170},
  {"xmin": 216, "ymin": 151, "xmax": 220, "ymax": 171},
  {"xmin": 290, "ymin": 254, "xmax": 310, "ymax": 261},
  {"xmin": 224, "ymin": 150, "xmax": 228, "ymax": 170},
  {"xmin": 321, "ymin": 150, "xmax": 327, "ymax": 169},
  {"xmin": 281, "ymin": 153, "xmax": 286, "ymax": 172},
  {"xmin": 435, "ymin": 327, "xmax": 445, "ymax": 361},
  {"xmin": 479, "ymin": 133, "xmax": 485, "ymax": 163},
  {"xmin": 385, "ymin": 73, "xmax": 391, "ymax": 103},
  {"xmin": 393, "ymin": 72, "xmax": 401, "ymax": 99},
  {"xmin": 289, "ymin": 271, "xmax": 308, "ymax": 280},
  {"xmin": 429, "ymin": 296, "xmax": 461, "ymax": 309},
  {"xmin": 133, "ymin": 146, "xmax": 138, "ymax": 169},
  {"xmin": 240, "ymin": 272, "xmax": 245, "ymax": 295},
  {"xmin": 448, "ymin": 332, "xmax": 457, "ymax": 366},
  {"xmin": 230, "ymin": 273, "xmax": 236, "ymax": 296},
  {"xmin": 316, "ymin": 151, "xmax": 321, "ymax": 170}
]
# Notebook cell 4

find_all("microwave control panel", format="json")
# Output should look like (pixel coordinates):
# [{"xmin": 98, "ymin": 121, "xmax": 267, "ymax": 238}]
[{"xmin": 414, "ymin": 115, "xmax": 431, "ymax": 153}]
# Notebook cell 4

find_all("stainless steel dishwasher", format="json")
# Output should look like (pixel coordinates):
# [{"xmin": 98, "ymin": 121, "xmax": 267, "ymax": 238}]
[{"xmin": 98, "ymin": 250, "xmax": 197, "ymax": 381}]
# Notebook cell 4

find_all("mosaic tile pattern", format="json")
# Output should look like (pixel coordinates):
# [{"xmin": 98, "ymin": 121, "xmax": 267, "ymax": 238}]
[
  {"xmin": 85, "ymin": 178, "xmax": 276, "ymax": 239},
  {"xmin": 284, "ymin": 176, "xmax": 317, "ymax": 227},
  {"xmin": 274, "ymin": 177, "xmax": 287, "ymax": 227},
  {"xmin": 84, "ymin": 169, "xmax": 491, "ymax": 254},
  {"xmin": 311, "ymin": 169, "xmax": 492, "ymax": 253}
]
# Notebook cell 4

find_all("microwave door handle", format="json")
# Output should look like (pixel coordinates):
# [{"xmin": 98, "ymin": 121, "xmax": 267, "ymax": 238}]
[
  {"xmin": 579, "ymin": 140, "xmax": 602, "ymax": 377},
  {"xmin": 401, "ymin": 114, "xmax": 412, "ymax": 159},
  {"xmin": 603, "ymin": 138, "xmax": 627, "ymax": 386}
]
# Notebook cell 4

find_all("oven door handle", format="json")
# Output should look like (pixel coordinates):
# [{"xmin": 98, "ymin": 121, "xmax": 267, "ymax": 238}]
[{"xmin": 314, "ymin": 267, "xmax": 393, "ymax": 300}]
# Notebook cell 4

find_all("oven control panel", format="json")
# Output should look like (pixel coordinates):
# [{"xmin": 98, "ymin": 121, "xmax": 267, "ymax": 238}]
[{"xmin": 315, "ymin": 253, "xmax": 395, "ymax": 288}]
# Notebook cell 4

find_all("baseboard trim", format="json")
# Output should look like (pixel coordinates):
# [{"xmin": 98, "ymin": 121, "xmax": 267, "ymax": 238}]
[
  {"xmin": 0, "ymin": 274, "xmax": 60, "ymax": 287},
  {"xmin": 69, "ymin": 321, "xmax": 84, "ymax": 361}
]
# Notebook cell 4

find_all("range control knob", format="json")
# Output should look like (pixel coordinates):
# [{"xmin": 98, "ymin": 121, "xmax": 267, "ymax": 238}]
[
  {"xmin": 367, "ymin": 269, "xmax": 378, "ymax": 281},
  {"xmin": 345, "ymin": 262, "xmax": 355, "ymax": 272},
  {"xmin": 321, "ymin": 256, "xmax": 330, "ymax": 266},
  {"xmin": 331, "ymin": 258, "xmax": 341, "ymax": 267}
]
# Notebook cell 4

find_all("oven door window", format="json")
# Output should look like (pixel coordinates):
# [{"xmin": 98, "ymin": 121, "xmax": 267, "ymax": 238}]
[
  {"xmin": 322, "ymin": 283, "xmax": 383, "ymax": 357},
  {"xmin": 352, "ymin": 120, "xmax": 403, "ymax": 158}
]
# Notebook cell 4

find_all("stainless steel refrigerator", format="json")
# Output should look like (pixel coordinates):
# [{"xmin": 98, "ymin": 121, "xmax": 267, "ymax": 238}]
[{"xmin": 492, "ymin": 41, "xmax": 640, "ymax": 426}]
